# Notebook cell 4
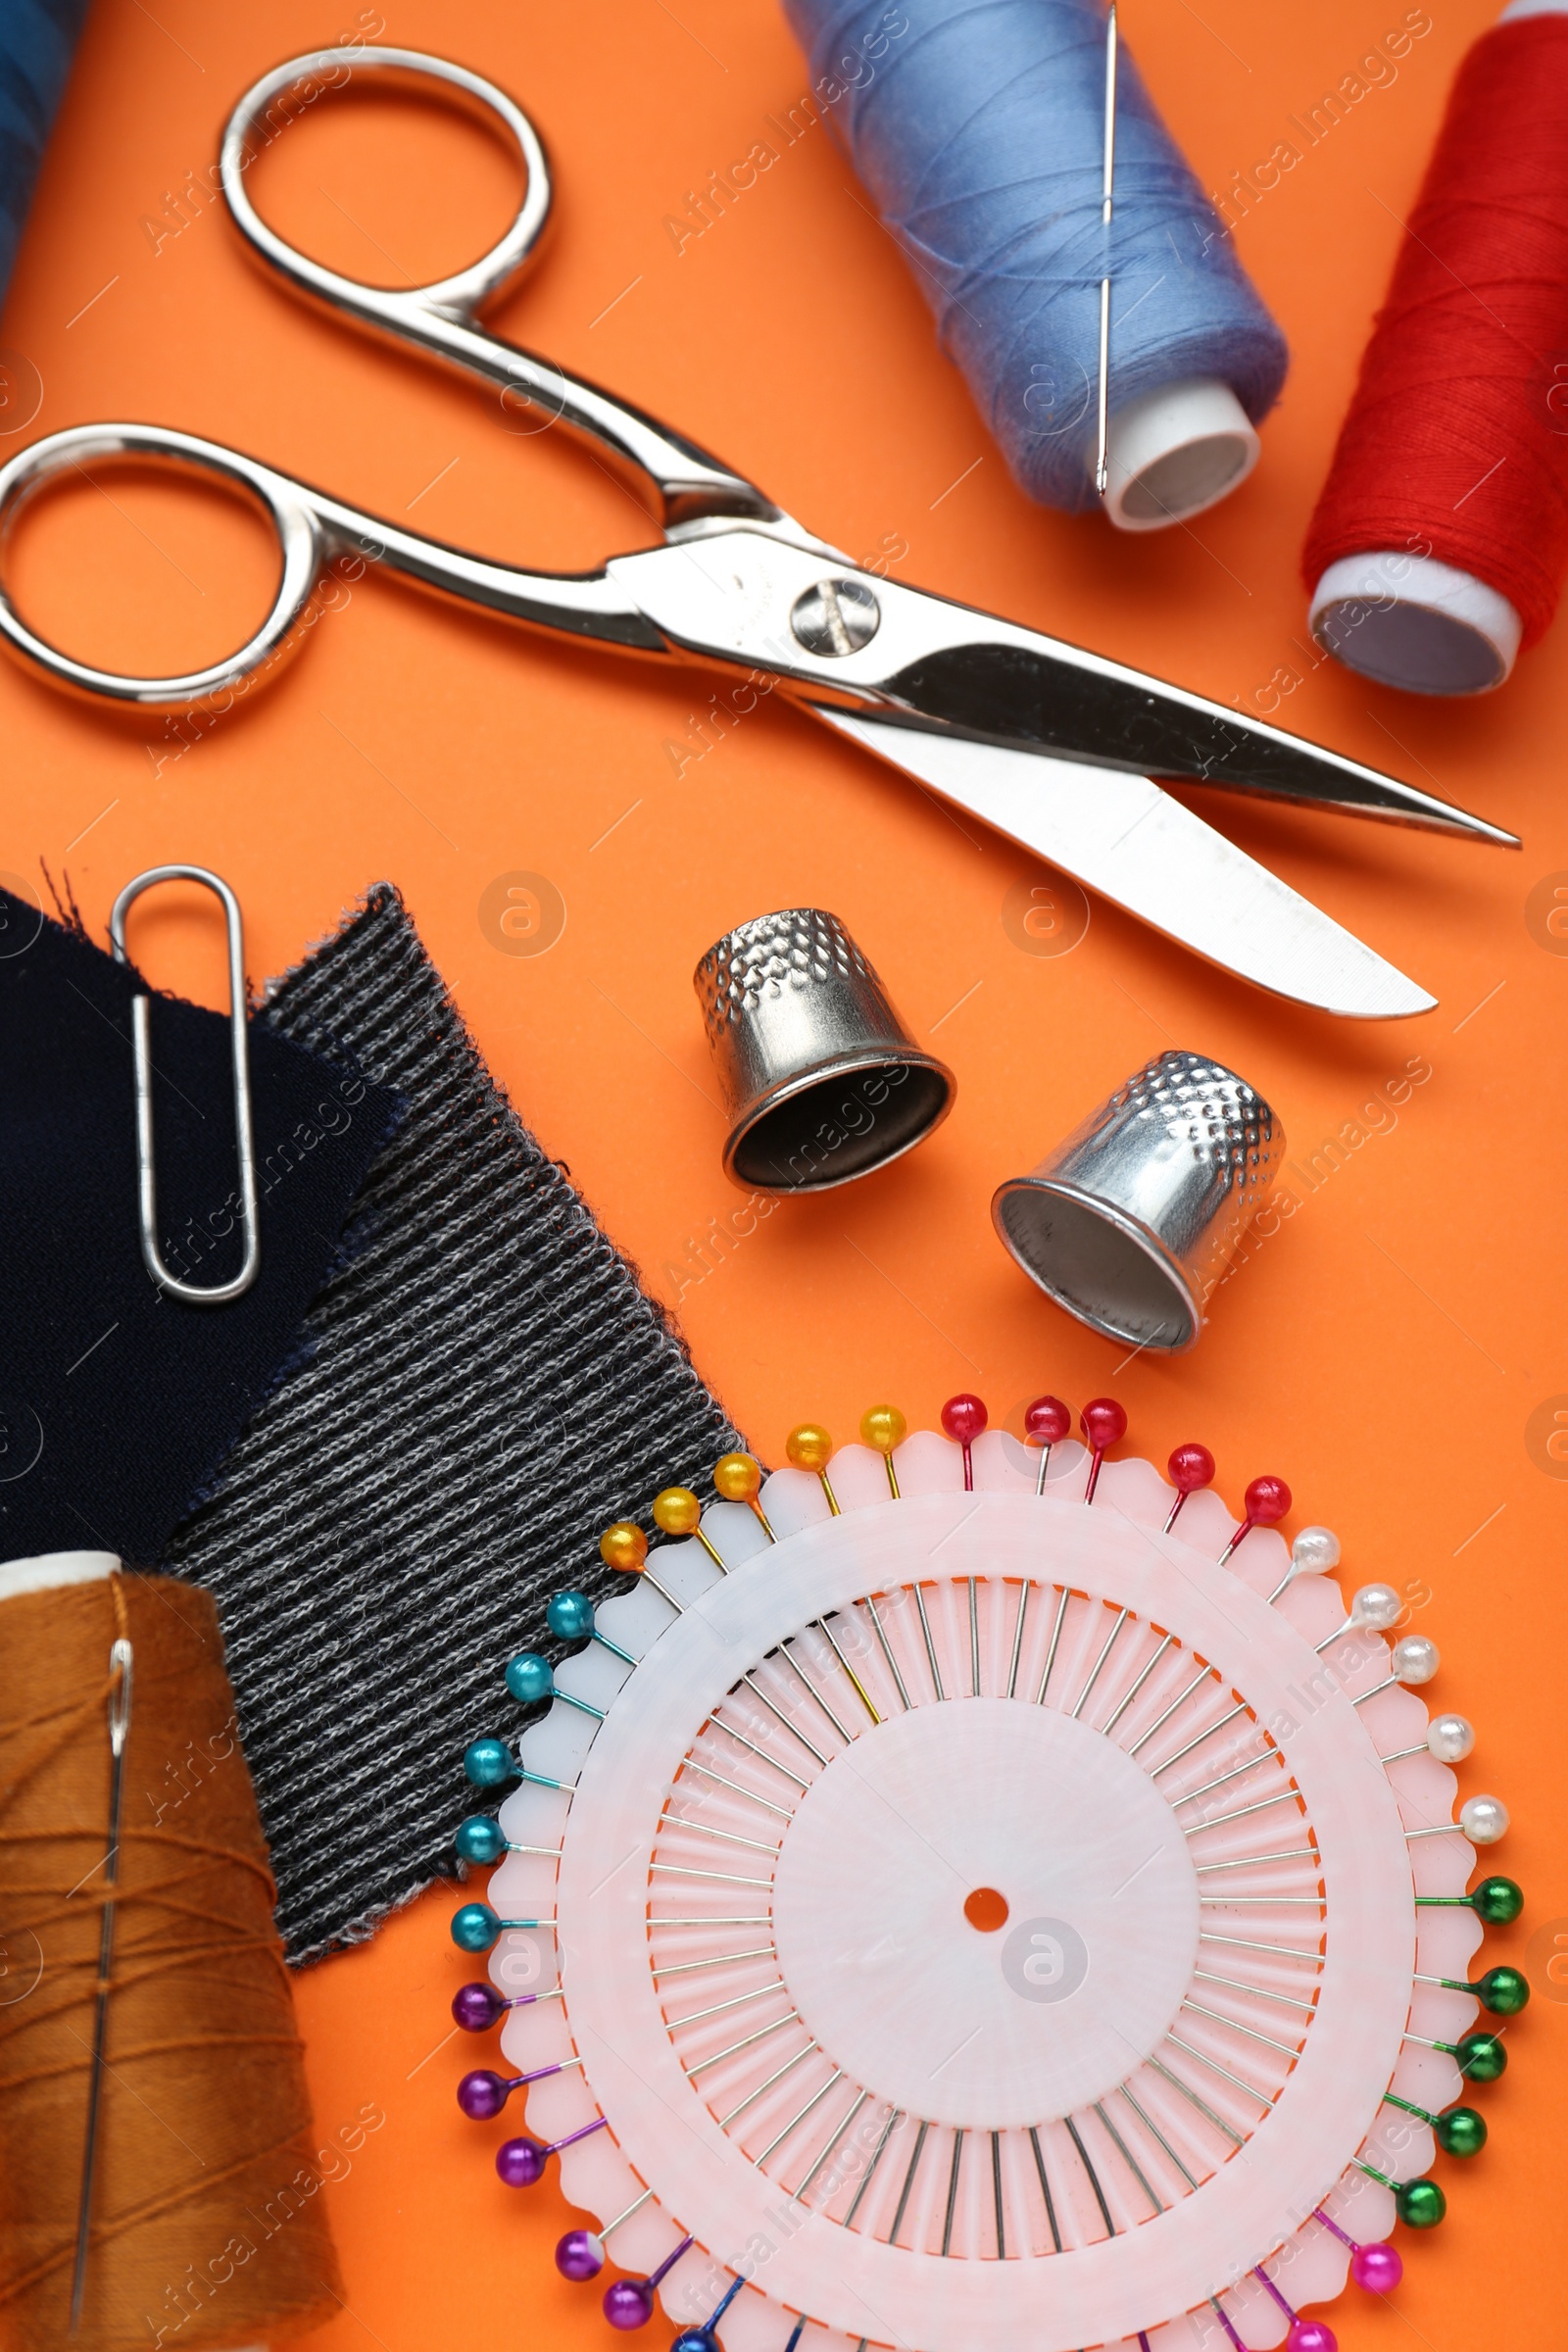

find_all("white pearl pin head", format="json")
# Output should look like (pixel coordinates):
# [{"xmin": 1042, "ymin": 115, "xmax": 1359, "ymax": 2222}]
[
  {"xmin": 1391, "ymin": 1634, "xmax": 1441, "ymax": 1686},
  {"xmin": 1426, "ymin": 1711, "xmax": 1475, "ymax": 1764},
  {"xmin": 1351, "ymin": 1582, "xmax": 1404, "ymax": 1632},
  {"xmin": 1291, "ymin": 1525, "xmax": 1341, "ymax": 1576},
  {"xmin": 1459, "ymin": 1792, "xmax": 1509, "ymax": 1845}
]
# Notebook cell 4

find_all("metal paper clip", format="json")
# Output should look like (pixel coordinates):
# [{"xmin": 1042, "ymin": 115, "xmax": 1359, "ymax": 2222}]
[{"xmin": 109, "ymin": 864, "xmax": 261, "ymax": 1304}]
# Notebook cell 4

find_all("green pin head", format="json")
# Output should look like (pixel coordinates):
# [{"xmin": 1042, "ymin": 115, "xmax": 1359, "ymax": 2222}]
[
  {"xmin": 1395, "ymin": 2177, "xmax": 1446, "ymax": 2229},
  {"xmin": 1455, "ymin": 2029, "xmax": 1507, "ymax": 2082},
  {"xmin": 1471, "ymin": 1875, "xmax": 1524, "ymax": 1925},
  {"xmin": 1476, "ymin": 1965, "xmax": 1530, "ymax": 2016},
  {"xmin": 1435, "ymin": 2105, "xmax": 1488, "ymax": 2158}
]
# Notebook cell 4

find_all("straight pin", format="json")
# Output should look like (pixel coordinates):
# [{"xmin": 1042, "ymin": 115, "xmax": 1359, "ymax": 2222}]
[
  {"xmin": 844, "ymin": 2104, "xmax": 901, "ymax": 2228},
  {"xmin": 861, "ymin": 1405, "xmax": 907, "ymax": 1497},
  {"xmin": 794, "ymin": 2088, "xmax": 869, "ymax": 2199},
  {"xmin": 1127, "ymin": 1665, "xmax": 1212, "ymax": 1755},
  {"xmin": 1149, "ymin": 1702, "xmax": 1250, "ymax": 1777},
  {"xmin": 1162, "ymin": 1443, "xmax": 1215, "ymax": 1533},
  {"xmin": 787, "ymin": 1424, "xmax": 841, "ymax": 1514},
  {"xmin": 811, "ymin": 1614, "xmax": 881, "ymax": 1724},
  {"xmin": 1164, "ymin": 2033, "xmax": 1277, "ymax": 2109},
  {"xmin": 1182, "ymin": 1789, "xmax": 1299, "ymax": 1837},
  {"xmin": 754, "ymin": 2068, "xmax": 845, "ymax": 2167},
  {"xmin": 1094, "ymin": 0, "xmax": 1118, "ymax": 498},
  {"xmin": 1035, "ymin": 1586, "xmax": 1071, "ymax": 1705},
  {"xmin": 652, "ymin": 1946, "xmax": 777, "ymax": 1980},
  {"xmin": 1028, "ymin": 2124, "xmax": 1063, "ymax": 2250},
  {"xmin": 720, "ymin": 2040, "xmax": 818, "ymax": 2127},
  {"xmin": 913, "ymin": 1584, "xmax": 945, "ymax": 1700},
  {"xmin": 740, "ymin": 1672, "xmax": 830, "ymax": 1765},
  {"xmin": 677, "ymin": 1757, "xmax": 794, "ymax": 1820},
  {"xmin": 713, "ymin": 1450, "xmax": 776, "ymax": 1541},
  {"xmin": 941, "ymin": 2129, "xmax": 964, "ymax": 2256},
  {"xmin": 1070, "ymin": 1606, "xmax": 1129, "ymax": 1718},
  {"xmin": 70, "ymin": 1636, "xmax": 133, "ymax": 2336},
  {"xmin": 1118, "ymin": 2083, "xmax": 1200, "ymax": 2189},
  {"xmin": 712, "ymin": 1712, "xmax": 810, "ymax": 1791},
  {"xmin": 1025, "ymin": 1396, "xmax": 1071, "ymax": 1493},
  {"xmin": 1006, "ymin": 1580, "xmax": 1030, "ymax": 1698},
  {"xmin": 887, "ymin": 2119, "xmax": 929, "ymax": 2244},
  {"xmin": 1147, "ymin": 2054, "xmax": 1246, "ymax": 2146},
  {"xmin": 1094, "ymin": 2098, "xmax": 1162, "ymax": 2213},
  {"xmin": 1101, "ymin": 1632, "xmax": 1174, "ymax": 1735},
  {"xmin": 668, "ymin": 1980, "xmax": 788, "ymax": 2029},
  {"xmin": 864, "ymin": 1594, "xmax": 912, "ymax": 1710},
  {"xmin": 1063, "ymin": 2115, "xmax": 1116, "ymax": 2235},
  {"xmin": 991, "ymin": 2130, "xmax": 1005, "ymax": 2258}
]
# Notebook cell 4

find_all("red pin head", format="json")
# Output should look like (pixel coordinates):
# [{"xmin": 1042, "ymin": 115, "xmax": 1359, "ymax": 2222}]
[
  {"xmin": 941, "ymin": 1395, "xmax": 989, "ymax": 1446},
  {"xmin": 1024, "ymin": 1396, "xmax": 1071, "ymax": 1446},
  {"xmin": 1168, "ymin": 1443, "xmax": 1215, "ymax": 1493},
  {"xmin": 1080, "ymin": 1397, "xmax": 1127, "ymax": 1502},
  {"xmin": 1080, "ymin": 1398, "xmax": 1127, "ymax": 1453},
  {"xmin": 1219, "ymin": 1472, "xmax": 1293, "ymax": 1563},
  {"xmin": 1162, "ymin": 1440, "xmax": 1217, "ymax": 1533},
  {"xmin": 1244, "ymin": 1474, "xmax": 1292, "ymax": 1525}
]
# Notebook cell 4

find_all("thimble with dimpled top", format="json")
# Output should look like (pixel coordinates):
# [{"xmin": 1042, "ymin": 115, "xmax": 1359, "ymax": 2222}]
[
  {"xmin": 694, "ymin": 907, "xmax": 956, "ymax": 1193},
  {"xmin": 991, "ymin": 1050, "xmax": 1284, "ymax": 1350}
]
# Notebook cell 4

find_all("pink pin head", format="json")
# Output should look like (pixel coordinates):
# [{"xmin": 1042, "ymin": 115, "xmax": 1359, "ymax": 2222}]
[
  {"xmin": 1168, "ymin": 1443, "xmax": 1215, "ymax": 1493},
  {"xmin": 1349, "ymin": 2240, "xmax": 1401, "ymax": 2292},
  {"xmin": 1080, "ymin": 1397, "xmax": 1127, "ymax": 1453},
  {"xmin": 1024, "ymin": 1395, "xmax": 1071, "ymax": 1446},
  {"xmin": 1244, "ymin": 1473, "xmax": 1292, "ymax": 1525},
  {"xmin": 941, "ymin": 1394, "xmax": 988, "ymax": 1446},
  {"xmin": 1286, "ymin": 2326, "xmax": 1337, "ymax": 2352}
]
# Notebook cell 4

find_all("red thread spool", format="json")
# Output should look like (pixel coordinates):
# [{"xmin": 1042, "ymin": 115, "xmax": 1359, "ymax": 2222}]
[{"xmin": 1303, "ymin": 8, "xmax": 1568, "ymax": 692}]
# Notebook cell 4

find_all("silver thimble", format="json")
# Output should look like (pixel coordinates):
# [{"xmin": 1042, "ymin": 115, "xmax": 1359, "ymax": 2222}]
[
  {"xmin": 992, "ymin": 1050, "xmax": 1284, "ymax": 1351},
  {"xmin": 694, "ymin": 907, "xmax": 956, "ymax": 1193}
]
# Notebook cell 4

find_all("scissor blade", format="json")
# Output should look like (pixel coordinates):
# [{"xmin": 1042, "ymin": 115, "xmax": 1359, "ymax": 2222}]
[
  {"xmin": 608, "ymin": 532, "xmax": 1514, "ymax": 844},
  {"xmin": 816, "ymin": 710, "xmax": 1436, "ymax": 1018},
  {"xmin": 872, "ymin": 638, "xmax": 1518, "ymax": 845}
]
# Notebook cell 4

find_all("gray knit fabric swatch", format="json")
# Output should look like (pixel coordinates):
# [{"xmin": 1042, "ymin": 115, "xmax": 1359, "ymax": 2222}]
[{"xmin": 163, "ymin": 883, "xmax": 740, "ymax": 1962}]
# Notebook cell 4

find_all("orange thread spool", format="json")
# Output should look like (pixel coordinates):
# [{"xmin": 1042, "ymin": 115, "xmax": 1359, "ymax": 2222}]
[{"xmin": 0, "ymin": 1566, "xmax": 341, "ymax": 2350}]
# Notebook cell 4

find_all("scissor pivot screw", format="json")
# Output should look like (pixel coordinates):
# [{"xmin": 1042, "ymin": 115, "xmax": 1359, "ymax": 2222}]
[{"xmin": 790, "ymin": 576, "xmax": 880, "ymax": 658}]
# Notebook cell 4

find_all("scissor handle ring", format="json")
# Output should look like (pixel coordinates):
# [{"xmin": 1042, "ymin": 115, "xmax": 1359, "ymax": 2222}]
[
  {"xmin": 220, "ymin": 46, "xmax": 552, "ymax": 327},
  {"xmin": 0, "ymin": 424, "xmax": 324, "ymax": 710}
]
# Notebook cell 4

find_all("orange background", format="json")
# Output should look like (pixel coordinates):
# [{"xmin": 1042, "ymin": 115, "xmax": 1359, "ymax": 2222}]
[{"xmin": 2, "ymin": 0, "xmax": 1562, "ymax": 2342}]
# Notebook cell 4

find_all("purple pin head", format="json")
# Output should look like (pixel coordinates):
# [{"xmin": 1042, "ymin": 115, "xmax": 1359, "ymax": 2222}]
[
  {"xmin": 1350, "ymin": 2240, "xmax": 1402, "ymax": 2293},
  {"xmin": 452, "ymin": 1981, "xmax": 506, "ymax": 2033},
  {"xmin": 1285, "ymin": 2325, "xmax": 1337, "ymax": 2352},
  {"xmin": 602, "ymin": 2278, "xmax": 654, "ymax": 2329},
  {"xmin": 496, "ymin": 2134, "xmax": 548, "ymax": 2188},
  {"xmin": 457, "ymin": 2069, "xmax": 513, "ymax": 2121},
  {"xmin": 556, "ymin": 2229, "xmax": 605, "ymax": 2282}
]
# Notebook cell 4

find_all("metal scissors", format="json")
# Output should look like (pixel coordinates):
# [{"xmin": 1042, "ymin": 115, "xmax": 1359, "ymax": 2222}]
[{"xmin": 0, "ymin": 46, "xmax": 1516, "ymax": 1018}]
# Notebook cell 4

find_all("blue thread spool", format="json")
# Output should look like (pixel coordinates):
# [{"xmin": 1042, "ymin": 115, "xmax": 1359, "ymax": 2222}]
[{"xmin": 783, "ymin": 0, "xmax": 1287, "ymax": 525}]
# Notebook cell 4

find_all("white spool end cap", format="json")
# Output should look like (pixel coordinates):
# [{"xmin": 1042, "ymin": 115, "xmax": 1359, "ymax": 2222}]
[
  {"xmin": 1102, "ymin": 376, "xmax": 1259, "ymax": 531},
  {"xmin": 0, "ymin": 1548, "xmax": 119, "ymax": 1601},
  {"xmin": 1309, "ymin": 552, "xmax": 1523, "ymax": 694}
]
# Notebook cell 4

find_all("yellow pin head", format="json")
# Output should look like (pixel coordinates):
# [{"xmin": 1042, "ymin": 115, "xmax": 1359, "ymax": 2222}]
[
  {"xmin": 786, "ymin": 1423, "xmax": 833, "ymax": 1475},
  {"xmin": 712, "ymin": 1451, "xmax": 762, "ymax": 1504},
  {"xmin": 859, "ymin": 1405, "xmax": 906, "ymax": 1457},
  {"xmin": 653, "ymin": 1486, "xmax": 703, "ymax": 1538},
  {"xmin": 600, "ymin": 1520, "xmax": 648, "ymax": 1574}
]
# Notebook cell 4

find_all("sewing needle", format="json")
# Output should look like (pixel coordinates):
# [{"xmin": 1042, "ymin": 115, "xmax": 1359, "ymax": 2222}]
[
  {"xmin": 70, "ymin": 1636, "xmax": 133, "ymax": 2334},
  {"xmin": 1095, "ymin": 1, "xmax": 1119, "ymax": 497}
]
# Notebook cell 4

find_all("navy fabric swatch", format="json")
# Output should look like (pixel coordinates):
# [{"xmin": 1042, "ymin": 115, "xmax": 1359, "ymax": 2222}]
[
  {"xmin": 0, "ymin": 881, "xmax": 402, "ymax": 1565},
  {"xmin": 0, "ymin": 0, "xmax": 89, "ymax": 308}
]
